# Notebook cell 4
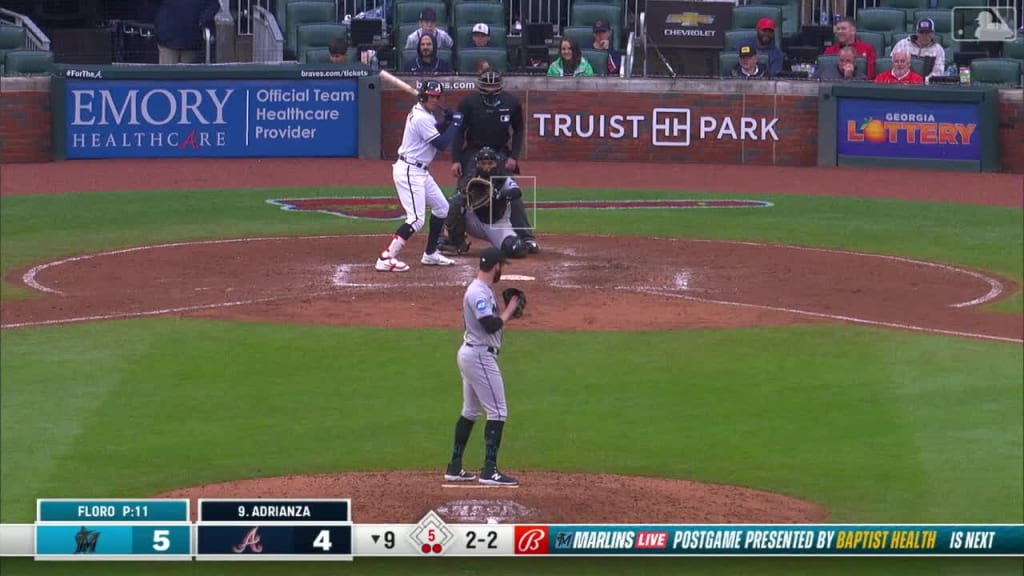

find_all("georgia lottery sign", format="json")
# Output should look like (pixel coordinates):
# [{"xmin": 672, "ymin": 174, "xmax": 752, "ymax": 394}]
[
  {"xmin": 837, "ymin": 98, "xmax": 980, "ymax": 161},
  {"xmin": 63, "ymin": 79, "xmax": 359, "ymax": 159}
]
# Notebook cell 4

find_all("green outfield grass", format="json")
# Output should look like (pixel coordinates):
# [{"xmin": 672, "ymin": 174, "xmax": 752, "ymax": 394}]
[{"xmin": 1, "ymin": 185, "xmax": 1021, "ymax": 575}]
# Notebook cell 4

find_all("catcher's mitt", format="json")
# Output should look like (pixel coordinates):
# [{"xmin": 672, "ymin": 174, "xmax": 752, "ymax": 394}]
[
  {"xmin": 465, "ymin": 177, "xmax": 493, "ymax": 210},
  {"xmin": 502, "ymin": 287, "xmax": 527, "ymax": 319}
]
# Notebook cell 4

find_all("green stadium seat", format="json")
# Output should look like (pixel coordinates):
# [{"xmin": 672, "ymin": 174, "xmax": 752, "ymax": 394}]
[
  {"xmin": 304, "ymin": 46, "xmax": 359, "ymax": 63},
  {"xmin": 816, "ymin": 54, "xmax": 868, "ymax": 77},
  {"xmin": 456, "ymin": 25, "xmax": 507, "ymax": 49},
  {"xmin": 745, "ymin": 0, "xmax": 801, "ymax": 42},
  {"xmin": 395, "ymin": 1, "xmax": 448, "ymax": 26},
  {"xmin": 719, "ymin": 52, "xmax": 770, "ymax": 77},
  {"xmin": 876, "ymin": 55, "xmax": 928, "ymax": 76},
  {"xmin": 276, "ymin": 0, "xmax": 335, "ymax": 38},
  {"xmin": 911, "ymin": 9, "xmax": 952, "ymax": 35},
  {"xmin": 454, "ymin": 2, "xmax": 504, "ymax": 29},
  {"xmin": 933, "ymin": 0, "xmax": 983, "ymax": 8},
  {"xmin": 856, "ymin": 8, "xmax": 907, "ymax": 35},
  {"xmin": 969, "ymin": 58, "xmax": 1024, "ymax": 86},
  {"xmin": 1002, "ymin": 38, "xmax": 1024, "ymax": 62},
  {"xmin": 581, "ymin": 48, "xmax": 611, "ymax": 75},
  {"xmin": 456, "ymin": 47, "xmax": 508, "ymax": 73},
  {"xmin": 571, "ymin": 4, "xmax": 623, "ymax": 45},
  {"xmin": 877, "ymin": 0, "xmax": 927, "ymax": 31},
  {"xmin": 285, "ymin": 2, "xmax": 338, "ymax": 60},
  {"xmin": 3, "ymin": 49, "xmax": 54, "ymax": 76},
  {"xmin": 400, "ymin": 47, "xmax": 453, "ymax": 70},
  {"xmin": 724, "ymin": 30, "xmax": 757, "ymax": 51},
  {"xmin": 296, "ymin": 23, "xmax": 349, "ymax": 63},
  {"xmin": 563, "ymin": 25, "xmax": 596, "ymax": 49},
  {"xmin": 856, "ymin": 31, "xmax": 886, "ymax": 58},
  {"xmin": 731, "ymin": 6, "xmax": 782, "ymax": 48},
  {"xmin": 0, "ymin": 24, "xmax": 26, "ymax": 50}
]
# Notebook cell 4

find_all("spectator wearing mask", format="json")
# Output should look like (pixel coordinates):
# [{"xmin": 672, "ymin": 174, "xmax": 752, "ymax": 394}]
[{"xmin": 823, "ymin": 17, "xmax": 877, "ymax": 79}]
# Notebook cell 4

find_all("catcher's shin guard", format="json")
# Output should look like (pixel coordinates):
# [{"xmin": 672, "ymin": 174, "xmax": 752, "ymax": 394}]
[{"xmin": 440, "ymin": 193, "xmax": 471, "ymax": 256}]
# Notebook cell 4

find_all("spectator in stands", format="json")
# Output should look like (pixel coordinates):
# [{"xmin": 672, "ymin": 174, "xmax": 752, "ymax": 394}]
[
  {"xmin": 874, "ymin": 49, "xmax": 925, "ymax": 84},
  {"xmin": 730, "ymin": 45, "xmax": 767, "ymax": 78},
  {"xmin": 329, "ymin": 36, "xmax": 349, "ymax": 64},
  {"xmin": 405, "ymin": 8, "xmax": 454, "ymax": 51},
  {"xmin": 815, "ymin": 45, "xmax": 867, "ymax": 81},
  {"xmin": 745, "ymin": 18, "xmax": 783, "ymax": 78},
  {"xmin": 591, "ymin": 20, "xmax": 622, "ymax": 76},
  {"xmin": 469, "ymin": 23, "xmax": 494, "ymax": 47},
  {"xmin": 406, "ymin": 33, "xmax": 452, "ymax": 75},
  {"xmin": 823, "ymin": 17, "xmax": 876, "ymax": 79},
  {"xmin": 475, "ymin": 58, "xmax": 492, "ymax": 74},
  {"xmin": 547, "ymin": 37, "xmax": 595, "ymax": 76},
  {"xmin": 151, "ymin": 0, "xmax": 220, "ymax": 64},
  {"xmin": 890, "ymin": 18, "xmax": 944, "ymax": 80}
]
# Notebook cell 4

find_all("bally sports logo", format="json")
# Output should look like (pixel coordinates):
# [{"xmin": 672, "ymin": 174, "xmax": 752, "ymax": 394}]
[
  {"xmin": 846, "ymin": 112, "xmax": 976, "ymax": 145},
  {"xmin": 514, "ymin": 526, "xmax": 549, "ymax": 554}
]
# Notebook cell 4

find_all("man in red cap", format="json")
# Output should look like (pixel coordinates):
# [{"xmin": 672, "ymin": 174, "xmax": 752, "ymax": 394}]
[
  {"xmin": 823, "ymin": 17, "xmax": 876, "ymax": 79},
  {"xmin": 744, "ymin": 17, "xmax": 783, "ymax": 77}
]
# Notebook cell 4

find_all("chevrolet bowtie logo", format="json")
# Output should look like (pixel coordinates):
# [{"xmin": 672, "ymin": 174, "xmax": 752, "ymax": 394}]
[{"xmin": 666, "ymin": 12, "xmax": 715, "ymax": 26}]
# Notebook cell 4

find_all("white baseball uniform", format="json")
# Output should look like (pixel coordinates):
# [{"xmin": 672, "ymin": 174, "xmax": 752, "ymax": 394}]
[{"xmin": 394, "ymin": 102, "xmax": 449, "ymax": 231}]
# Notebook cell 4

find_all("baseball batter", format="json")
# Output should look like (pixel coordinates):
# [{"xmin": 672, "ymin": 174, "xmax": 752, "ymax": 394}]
[
  {"xmin": 444, "ymin": 147, "xmax": 530, "ymax": 259},
  {"xmin": 444, "ymin": 247, "xmax": 526, "ymax": 486},
  {"xmin": 376, "ymin": 80, "xmax": 463, "ymax": 272}
]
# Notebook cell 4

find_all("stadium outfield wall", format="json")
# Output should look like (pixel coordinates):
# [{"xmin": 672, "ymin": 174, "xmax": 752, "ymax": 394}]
[{"xmin": 1, "ymin": 72, "xmax": 1021, "ymax": 173}]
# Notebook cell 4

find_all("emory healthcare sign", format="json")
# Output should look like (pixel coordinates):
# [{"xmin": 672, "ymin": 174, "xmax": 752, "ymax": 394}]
[
  {"xmin": 836, "ymin": 98, "xmax": 980, "ymax": 161},
  {"xmin": 64, "ymin": 78, "xmax": 359, "ymax": 159}
]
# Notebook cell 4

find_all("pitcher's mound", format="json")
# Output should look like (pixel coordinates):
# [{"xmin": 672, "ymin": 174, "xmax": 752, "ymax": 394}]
[{"xmin": 156, "ymin": 471, "xmax": 829, "ymax": 524}]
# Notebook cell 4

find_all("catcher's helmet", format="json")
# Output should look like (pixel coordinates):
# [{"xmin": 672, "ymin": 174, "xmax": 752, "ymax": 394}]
[
  {"xmin": 475, "ymin": 147, "xmax": 499, "ymax": 164},
  {"xmin": 418, "ymin": 80, "xmax": 444, "ymax": 102},
  {"xmin": 478, "ymin": 70, "xmax": 502, "ymax": 96}
]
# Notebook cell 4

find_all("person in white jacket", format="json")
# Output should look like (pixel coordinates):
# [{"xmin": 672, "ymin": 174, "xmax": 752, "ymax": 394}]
[{"xmin": 890, "ymin": 18, "xmax": 945, "ymax": 80}]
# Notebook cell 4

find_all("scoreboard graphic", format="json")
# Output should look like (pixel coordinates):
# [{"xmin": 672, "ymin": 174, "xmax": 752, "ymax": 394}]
[{"xmin": 1, "ymin": 499, "xmax": 1022, "ymax": 560}]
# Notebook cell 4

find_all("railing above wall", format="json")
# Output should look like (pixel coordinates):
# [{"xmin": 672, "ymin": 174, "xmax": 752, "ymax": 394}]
[{"xmin": 0, "ymin": 7, "xmax": 51, "ymax": 51}]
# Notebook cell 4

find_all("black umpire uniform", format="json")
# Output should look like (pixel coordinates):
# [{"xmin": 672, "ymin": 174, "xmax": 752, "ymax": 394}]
[{"xmin": 451, "ymin": 71, "xmax": 538, "ymax": 250}]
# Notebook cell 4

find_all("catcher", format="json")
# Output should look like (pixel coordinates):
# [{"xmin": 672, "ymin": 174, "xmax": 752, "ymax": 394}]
[{"xmin": 438, "ymin": 147, "xmax": 531, "ymax": 259}]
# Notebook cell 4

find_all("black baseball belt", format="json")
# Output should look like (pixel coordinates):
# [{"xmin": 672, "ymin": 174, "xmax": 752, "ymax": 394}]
[
  {"xmin": 464, "ymin": 343, "xmax": 500, "ymax": 355},
  {"xmin": 399, "ymin": 155, "xmax": 429, "ymax": 169}
]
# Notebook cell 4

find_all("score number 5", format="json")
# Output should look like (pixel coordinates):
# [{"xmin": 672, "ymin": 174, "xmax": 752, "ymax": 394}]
[{"xmin": 153, "ymin": 530, "xmax": 171, "ymax": 552}]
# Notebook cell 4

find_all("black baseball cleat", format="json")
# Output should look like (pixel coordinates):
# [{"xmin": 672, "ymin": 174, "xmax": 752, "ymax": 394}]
[
  {"xmin": 479, "ymin": 469, "xmax": 519, "ymax": 486},
  {"xmin": 444, "ymin": 467, "xmax": 477, "ymax": 482},
  {"xmin": 524, "ymin": 239, "xmax": 539, "ymax": 254},
  {"xmin": 437, "ymin": 237, "xmax": 471, "ymax": 256}
]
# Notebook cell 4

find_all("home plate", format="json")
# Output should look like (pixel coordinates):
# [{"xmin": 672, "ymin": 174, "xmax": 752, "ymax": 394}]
[{"xmin": 502, "ymin": 274, "xmax": 535, "ymax": 281}]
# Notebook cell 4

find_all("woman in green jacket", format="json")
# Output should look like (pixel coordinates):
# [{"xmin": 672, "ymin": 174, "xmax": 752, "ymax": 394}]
[{"xmin": 547, "ymin": 37, "xmax": 594, "ymax": 77}]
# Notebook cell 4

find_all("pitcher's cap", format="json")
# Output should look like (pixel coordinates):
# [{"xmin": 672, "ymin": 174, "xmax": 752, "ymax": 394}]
[{"xmin": 480, "ymin": 247, "xmax": 508, "ymax": 269}]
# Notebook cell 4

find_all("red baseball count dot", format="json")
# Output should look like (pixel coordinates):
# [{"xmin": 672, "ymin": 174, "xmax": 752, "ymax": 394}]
[
  {"xmin": 421, "ymin": 544, "xmax": 430, "ymax": 553},
  {"xmin": 432, "ymin": 544, "xmax": 442, "ymax": 553}
]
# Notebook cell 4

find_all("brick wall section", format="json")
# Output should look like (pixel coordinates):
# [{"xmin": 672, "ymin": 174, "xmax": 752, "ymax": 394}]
[
  {"xmin": 0, "ymin": 89, "xmax": 51, "ymax": 163},
  {"xmin": 998, "ymin": 99, "xmax": 1024, "ymax": 174},
  {"xmin": 382, "ymin": 87, "xmax": 819, "ymax": 166}
]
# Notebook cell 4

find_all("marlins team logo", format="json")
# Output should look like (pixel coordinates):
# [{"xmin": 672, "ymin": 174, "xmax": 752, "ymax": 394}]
[
  {"xmin": 73, "ymin": 526, "xmax": 100, "ymax": 554},
  {"xmin": 268, "ymin": 197, "xmax": 772, "ymax": 221}
]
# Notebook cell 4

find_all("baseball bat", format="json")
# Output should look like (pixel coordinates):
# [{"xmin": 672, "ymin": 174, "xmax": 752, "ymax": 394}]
[{"xmin": 379, "ymin": 70, "xmax": 420, "ymax": 99}]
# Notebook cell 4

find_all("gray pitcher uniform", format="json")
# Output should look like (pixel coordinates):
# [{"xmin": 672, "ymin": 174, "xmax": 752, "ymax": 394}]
[{"xmin": 458, "ymin": 278, "xmax": 506, "ymax": 421}]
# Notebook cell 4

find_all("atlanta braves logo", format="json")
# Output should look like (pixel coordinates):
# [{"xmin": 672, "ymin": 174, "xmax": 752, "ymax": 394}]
[{"xmin": 232, "ymin": 527, "xmax": 263, "ymax": 553}]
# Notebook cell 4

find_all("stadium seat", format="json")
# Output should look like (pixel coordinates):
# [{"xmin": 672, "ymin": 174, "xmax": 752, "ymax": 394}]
[
  {"xmin": 400, "ymin": 47, "xmax": 453, "ymax": 69},
  {"xmin": 877, "ymin": 0, "xmax": 927, "ymax": 31},
  {"xmin": 276, "ymin": 0, "xmax": 335, "ymax": 38},
  {"xmin": 571, "ymin": 4, "xmax": 623, "ymax": 43},
  {"xmin": 719, "ymin": 52, "xmax": 770, "ymax": 77},
  {"xmin": 581, "ymin": 48, "xmax": 611, "ymax": 75},
  {"xmin": 888, "ymin": 32, "xmax": 949, "ymax": 52},
  {"xmin": 0, "ymin": 24, "xmax": 26, "ymax": 51},
  {"xmin": 285, "ymin": 2, "xmax": 338, "ymax": 60},
  {"xmin": 395, "ymin": 1, "xmax": 448, "ymax": 25},
  {"xmin": 563, "ymin": 25, "xmax": 599, "ymax": 50},
  {"xmin": 969, "ymin": 58, "xmax": 1024, "ymax": 86},
  {"xmin": 1002, "ymin": 38, "xmax": 1024, "ymax": 62},
  {"xmin": 304, "ymin": 46, "xmax": 359, "ymax": 62},
  {"xmin": 398, "ymin": 22, "xmax": 451, "ymax": 48},
  {"xmin": 3, "ymin": 49, "xmax": 54, "ymax": 76},
  {"xmin": 816, "ymin": 54, "xmax": 868, "ymax": 77},
  {"xmin": 456, "ymin": 47, "xmax": 508, "ymax": 73},
  {"xmin": 731, "ymin": 6, "xmax": 782, "ymax": 48},
  {"xmin": 856, "ymin": 31, "xmax": 885, "ymax": 58},
  {"xmin": 911, "ymin": 9, "xmax": 952, "ymax": 35},
  {"xmin": 875, "ymin": 55, "xmax": 928, "ymax": 76},
  {"xmin": 745, "ymin": 0, "xmax": 801, "ymax": 42},
  {"xmin": 455, "ymin": 24, "xmax": 507, "ymax": 48},
  {"xmin": 296, "ymin": 23, "xmax": 349, "ymax": 63},
  {"xmin": 856, "ymin": 8, "xmax": 907, "ymax": 35},
  {"xmin": 454, "ymin": 2, "xmax": 504, "ymax": 29},
  {"xmin": 724, "ymin": 30, "xmax": 757, "ymax": 51},
  {"xmin": 933, "ymin": 0, "xmax": 983, "ymax": 8}
]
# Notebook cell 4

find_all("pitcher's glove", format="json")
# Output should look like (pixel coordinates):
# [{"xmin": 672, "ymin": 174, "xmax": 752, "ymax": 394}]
[
  {"xmin": 502, "ymin": 287, "xmax": 527, "ymax": 319},
  {"xmin": 466, "ymin": 177, "xmax": 493, "ymax": 210}
]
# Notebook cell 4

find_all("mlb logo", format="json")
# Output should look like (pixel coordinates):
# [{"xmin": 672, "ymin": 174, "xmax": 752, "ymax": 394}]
[
  {"xmin": 950, "ymin": 7, "xmax": 1017, "ymax": 42},
  {"xmin": 500, "ymin": 114, "xmax": 511, "ymax": 123}
]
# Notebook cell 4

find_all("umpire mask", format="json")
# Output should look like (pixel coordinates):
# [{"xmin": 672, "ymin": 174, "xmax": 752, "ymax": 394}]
[{"xmin": 477, "ymin": 71, "xmax": 502, "ymax": 106}]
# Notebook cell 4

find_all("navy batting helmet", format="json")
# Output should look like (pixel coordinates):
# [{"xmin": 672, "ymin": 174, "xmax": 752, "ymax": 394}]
[{"xmin": 418, "ymin": 80, "xmax": 444, "ymax": 102}]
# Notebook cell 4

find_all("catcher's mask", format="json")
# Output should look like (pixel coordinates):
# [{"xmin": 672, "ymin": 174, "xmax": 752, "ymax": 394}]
[
  {"xmin": 418, "ymin": 80, "xmax": 443, "ymax": 102},
  {"xmin": 477, "ymin": 70, "xmax": 502, "ymax": 105},
  {"xmin": 474, "ymin": 146, "xmax": 499, "ymax": 178}
]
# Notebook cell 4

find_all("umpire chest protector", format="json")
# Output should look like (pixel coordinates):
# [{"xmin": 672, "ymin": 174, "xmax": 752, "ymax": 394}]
[{"xmin": 462, "ymin": 93, "xmax": 519, "ymax": 151}]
